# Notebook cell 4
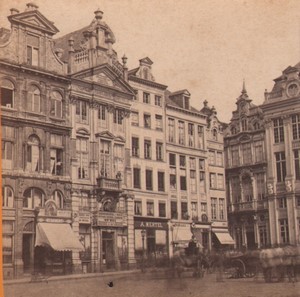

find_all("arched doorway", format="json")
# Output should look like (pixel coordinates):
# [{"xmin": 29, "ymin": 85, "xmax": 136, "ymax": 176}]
[{"xmin": 22, "ymin": 221, "xmax": 35, "ymax": 273}]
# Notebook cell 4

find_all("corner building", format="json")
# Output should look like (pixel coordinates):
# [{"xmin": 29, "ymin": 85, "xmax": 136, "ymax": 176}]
[{"xmin": 261, "ymin": 63, "xmax": 300, "ymax": 246}]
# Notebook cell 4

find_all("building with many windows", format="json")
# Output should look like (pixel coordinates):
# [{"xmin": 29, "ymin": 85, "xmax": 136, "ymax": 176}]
[
  {"xmin": 261, "ymin": 62, "xmax": 300, "ymax": 246},
  {"xmin": 224, "ymin": 84, "xmax": 268, "ymax": 249},
  {"xmin": 128, "ymin": 57, "xmax": 169, "ymax": 266}
]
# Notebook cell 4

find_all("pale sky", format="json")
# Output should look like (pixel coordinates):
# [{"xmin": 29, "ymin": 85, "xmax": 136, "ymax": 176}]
[{"xmin": 1, "ymin": 0, "xmax": 300, "ymax": 122}]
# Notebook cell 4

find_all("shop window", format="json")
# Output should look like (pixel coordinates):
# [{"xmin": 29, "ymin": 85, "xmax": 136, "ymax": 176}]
[
  {"xmin": 27, "ymin": 135, "xmax": 40, "ymax": 172},
  {"xmin": 2, "ymin": 186, "xmax": 14, "ymax": 208},
  {"xmin": 79, "ymin": 225, "xmax": 91, "ymax": 261},
  {"xmin": 23, "ymin": 188, "xmax": 45, "ymax": 209},
  {"xmin": 1, "ymin": 79, "xmax": 14, "ymax": 108}
]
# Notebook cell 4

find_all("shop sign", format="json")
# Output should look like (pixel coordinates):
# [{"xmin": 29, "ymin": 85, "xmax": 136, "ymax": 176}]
[
  {"xmin": 211, "ymin": 221, "xmax": 228, "ymax": 228},
  {"xmin": 96, "ymin": 212, "xmax": 126, "ymax": 227},
  {"xmin": 79, "ymin": 213, "xmax": 91, "ymax": 224},
  {"xmin": 39, "ymin": 218, "xmax": 71, "ymax": 224},
  {"xmin": 134, "ymin": 220, "xmax": 168, "ymax": 230}
]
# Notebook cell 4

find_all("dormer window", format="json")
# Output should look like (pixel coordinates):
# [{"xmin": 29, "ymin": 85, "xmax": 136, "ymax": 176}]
[
  {"xmin": 183, "ymin": 96, "xmax": 190, "ymax": 109},
  {"xmin": 1, "ymin": 79, "xmax": 14, "ymax": 108},
  {"xmin": 27, "ymin": 35, "xmax": 39, "ymax": 66}
]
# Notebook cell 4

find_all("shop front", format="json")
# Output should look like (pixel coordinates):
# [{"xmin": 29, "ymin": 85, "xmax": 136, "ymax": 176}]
[
  {"xmin": 93, "ymin": 211, "xmax": 128, "ymax": 272},
  {"xmin": 191, "ymin": 222, "xmax": 212, "ymax": 252},
  {"xmin": 134, "ymin": 218, "xmax": 169, "ymax": 267},
  {"xmin": 170, "ymin": 222, "xmax": 194, "ymax": 253},
  {"xmin": 211, "ymin": 222, "xmax": 235, "ymax": 251}
]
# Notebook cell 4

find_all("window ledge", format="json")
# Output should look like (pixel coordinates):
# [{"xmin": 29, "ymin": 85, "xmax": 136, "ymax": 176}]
[
  {"xmin": 49, "ymin": 116, "xmax": 65, "ymax": 122},
  {"xmin": 25, "ymin": 111, "xmax": 46, "ymax": 118},
  {"xmin": 1, "ymin": 106, "xmax": 17, "ymax": 112}
]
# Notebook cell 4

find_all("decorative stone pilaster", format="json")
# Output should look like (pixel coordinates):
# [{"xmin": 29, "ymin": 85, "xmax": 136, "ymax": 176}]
[{"xmin": 125, "ymin": 194, "xmax": 136, "ymax": 269}]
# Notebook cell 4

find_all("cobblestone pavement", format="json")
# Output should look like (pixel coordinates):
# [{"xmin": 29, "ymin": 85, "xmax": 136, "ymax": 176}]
[{"xmin": 4, "ymin": 271, "xmax": 300, "ymax": 297}]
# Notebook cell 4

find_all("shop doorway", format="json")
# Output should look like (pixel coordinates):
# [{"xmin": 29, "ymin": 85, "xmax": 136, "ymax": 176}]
[
  {"xmin": 22, "ymin": 234, "xmax": 33, "ymax": 272},
  {"xmin": 102, "ymin": 231, "xmax": 115, "ymax": 270},
  {"xmin": 246, "ymin": 230, "xmax": 256, "ymax": 249}
]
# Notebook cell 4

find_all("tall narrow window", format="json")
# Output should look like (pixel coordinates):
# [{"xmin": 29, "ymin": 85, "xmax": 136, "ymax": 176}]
[
  {"xmin": 113, "ymin": 109, "xmax": 124, "ymax": 132},
  {"xmin": 209, "ymin": 150, "xmax": 215, "ymax": 165},
  {"xmin": 100, "ymin": 140, "xmax": 111, "ymax": 177},
  {"xmin": 156, "ymin": 142, "xmax": 163, "ymax": 161},
  {"xmin": 188, "ymin": 123, "xmax": 194, "ymax": 147},
  {"xmin": 132, "ymin": 137, "xmax": 139, "ymax": 157},
  {"xmin": 155, "ymin": 95, "xmax": 162, "ymax": 106},
  {"xmin": 144, "ymin": 114, "xmax": 151, "ymax": 129},
  {"xmin": 114, "ymin": 144, "xmax": 124, "ymax": 177},
  {"xmin": 77, "ymin": 137, "xmax": 89, "ymax": 179},
  {"xmin": 168, "ymin": 118, "xmax": 175, "ymax": 142},
  {"xmin": 217, "ymin": 174, "xmax": 224, "ymax": 189},
  {"xmin": 2, "ymin": 187, "xmax": 14, "ymax": 208},
  {"xmin": 146, "ymin": 170, "xmax": 153, "ymax": 191},
  {"xmin": 98, "ymin": 104, "xmax": 107, "ymax": 128},
  {"xmin": 242, "ymin": 143, "xmax": 252, "ymax": 164},
  {"xmin": 209, "ymin": 173, "xmax": 216, "ymax": 189},
  {"xmin": 197, "ymin": 125, "xmax": 204, "ymax": 149},
  {"xmin": 50, "ymin": 91, "xmax": 63, "ymax": 118},
  {"xmin": 242, "ymin": 176, "xmax": 253, "ymax": 202},
  {"xmin": 131, "ymin": 111, "xmax": 139, "ymax": 126},
  {"xmin": 180, "ymin": 169, "xmax": 187, "ymax": 191},
  {"xmin": 28, "ymin": 86, "xmax": 41, "ymax": 113},
  {"xmin": 51, "ymin": 190, "xmax": 64, "ymax": 209},
  {"xmin": 75, "ymin": 101, "xmax": 88, "ymax": 123},
  {"xmin": 178, "ymin": 121, "xmax": 185, "ymax": 145},
  {"xmin": 191, "ymin": 202, "xmax": 198, "ymax": 220},
  {"xmin": 181, "ymin": 202, "xmax": 188, "ymax": 220},
  {"xmin": 1, "ymin": 79, "xmax": 14, "ymax": 108},
  {"xmin": 27, "ymin": 34, "xmax": 39, "ymax": 66},
  {"xmin": 255, "ymin": 173, "xmax": 265, "ymax": 200},
  {"xmin": 133, "ymin": 168, "xmax": 141, "ymax": 188},
  {"xmin": 231, "ymin": 146, "xmax": 239, "ymax": 166},
  {"xmin": 292, "ymin": 114, "xmax": 300, "ymax": 140},
  {"xmin": 231, "ymin": 176, "xmax": 241, "ymax": 203},
  {"xmin": 190, "ymin": 170, "xmax": 196, "ymax": 193},
  {"xmin": 279, "ymin": 219, "xmax": 289, "ymax": 244},
  {"xmin": 170, "ymin": 168, "xmax": 176, "ymax": 190},
  {"xmin": 254, "ymin": 141, "xmax": 263, "ymax": 163},
  {"xmin": 169, "ymin": 153, "xmax": 176, "ymax": 166},
  {"xmin": 159, "ymin": 202, "xmax": 166, "ymax": 217},
  {"xmin": 275, "ymin": 152, "xmax": 286, "ymax": 182},
  {"xmin": 143, "ymin": 92, "xmax": 150, "ymax": 104},
  {"xmin": 27, "ymin": 135, "xmax": 40, "ymax": 172},
  {"xmin": 2, "ymin": 126, "xmax": 15, "ymax": 170},
  {"xmin": 50, "ymin": 134, "xmax": 63, "ymax": 176},
  {"xmin": 295, "ymin": 149, "xmax": 300, "ymax": 180},
  {"xmin": 219, "ymin": 198, "xmax": 225, "ymax": 220},
  {"xmin": 273, "ymin": 118, "xmax": 284, "ymax": 143},
  {"xmin": 216, "ymin": 152, "xmax": 223, "ymax": 166},
  {"xmin": 158, "ymin": 172, "xmax": 165, "ymax": 192},
  {"xmin": 171, "ymin": 201, "xmax": 177, "ymax": 219},
  {"xmin": 155, "ymin": 115, "xmax": 163, "ymax": 130},
  {"xmin": 147, "ymin": 201, "xmax": 154, "ymax": 216},
  {"xmin": 135, "ymin": 201, "xmax": 142, "ymax": 215},
  {"xmin": 144, "ymin": 140, "xmax": 151, "ymax": 159},
  {"xmin": 211, "ymin": 198, "xmax": 217, "ymax": 220},
  {"xmin": 199, "ymin": 159, "xmax": 205, "ymax": 193}
]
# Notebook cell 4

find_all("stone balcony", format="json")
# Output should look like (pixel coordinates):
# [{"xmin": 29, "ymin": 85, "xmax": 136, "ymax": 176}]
[
  {"xmin": 229, "ymin": 200, "xmax": 269, "ymax": 213},
  {"xmin": 96, "ymin": 176, "xmax": 122, "ymax": 192}
]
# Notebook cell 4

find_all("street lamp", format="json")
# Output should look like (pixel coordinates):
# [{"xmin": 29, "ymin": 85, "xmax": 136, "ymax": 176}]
[{"xmin": 141, "ymin": 229, "xmax": 146, "ymax": 273}]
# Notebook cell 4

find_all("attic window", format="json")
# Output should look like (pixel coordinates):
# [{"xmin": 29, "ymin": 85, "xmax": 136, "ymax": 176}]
[
  {"xmin": 27, "ymin": 35, "xmax": 39, "ymax": 66},
  {"xmin": 183, "ymin": 97, "xmax": 190, "ymax": 109}
]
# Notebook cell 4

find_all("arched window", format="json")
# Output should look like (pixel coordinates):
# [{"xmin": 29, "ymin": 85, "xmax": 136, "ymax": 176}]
[
  {"xmin": 27, "ymin": 135, "xmax": 40, "ymax": 172},
  {"xmin": 253, "ymin": 122, "xmax": 260, "ymax": 130},
  {"xmin": 1, "ymin": 79, "xmax": 14, "ymax": 108},
  {"xmin": 50, "ymin": 91, "xmax": 63, "ymax": 118},
  {"xmin": 2, "ymin": 186, "xmax": 14, "ymax": 208},
  {"xmin": 28, "ymin": 86, "xmax": 41, "ymax": 113},
  {"xmin": 212, "ymin": 128, "xmax": 218, "ymax": 141},
  {"xmin": 51, "ymin": 190, "xmax": 64, "ymax": 209},
  {"xmin": 23, "ymin": 188, "xmax": 45, "ymax": 209}
]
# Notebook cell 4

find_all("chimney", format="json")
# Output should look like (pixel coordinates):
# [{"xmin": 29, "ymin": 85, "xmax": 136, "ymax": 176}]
[
  {"xmin": 122, "ymin": 55, "xmax": 128, "ymax": 82},
  {"xmin": 68, "ymin": 37, "xmax": 75, "ymax": 74},
  {"xmin": 10, "ymin": 8, "xmax": 20, "ymax": 15},
  {"xmin": 26, "ymin": 2, "xmax": 39, "ymax": 11}
]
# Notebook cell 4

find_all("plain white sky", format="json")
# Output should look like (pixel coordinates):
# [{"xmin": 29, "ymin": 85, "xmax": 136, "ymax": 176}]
[{"xmin": 1, "ymin": 0, "xmax": 300, "ymax": 122}]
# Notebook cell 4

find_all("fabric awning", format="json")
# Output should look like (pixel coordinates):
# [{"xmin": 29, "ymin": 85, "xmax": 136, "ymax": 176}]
[
  {"xmin": 35, "ymin": 223, "xmax": 84, "ymax": 251},
  {"xmin": 173, "ymin": 226, "xmax": 193, "ymax": 243},
  {"xmin": 213, "ymin": 230, "xmax": 235, "ymax": 245}
]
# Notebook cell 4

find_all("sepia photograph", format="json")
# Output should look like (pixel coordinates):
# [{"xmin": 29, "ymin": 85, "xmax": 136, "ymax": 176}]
[{"xmin": 0, "ymin": 0, "xmax": 300, "ymax": 296}]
